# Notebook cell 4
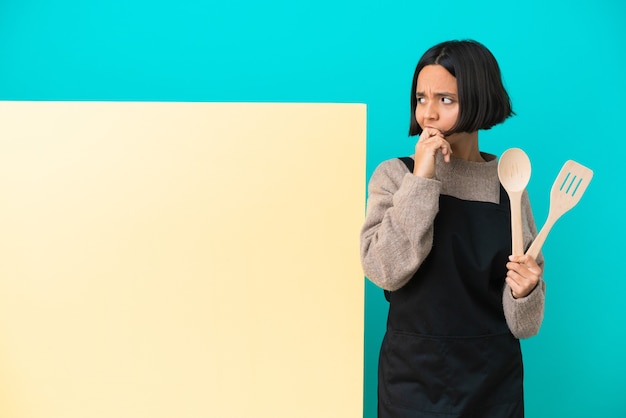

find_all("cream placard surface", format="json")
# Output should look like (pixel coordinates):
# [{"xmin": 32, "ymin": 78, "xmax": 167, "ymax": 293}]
[{"xmin": 0, "ymin": 102, "xmax": 365, "ymax": 418}]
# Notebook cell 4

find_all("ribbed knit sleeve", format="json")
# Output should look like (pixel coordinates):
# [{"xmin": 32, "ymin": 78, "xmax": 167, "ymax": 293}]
[
  {"xmin": 360, "ymin": 158, "xmax": 441, "ymax": 291},
  {"xmin": 502, "ymin": 280, "xmax": 545, "ymax": 338}
]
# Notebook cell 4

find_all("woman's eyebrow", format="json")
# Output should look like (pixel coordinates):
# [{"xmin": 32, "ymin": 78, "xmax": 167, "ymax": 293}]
[{"xmin": 416, "ymin": 91, "xmax": 458, "ymax": 97}]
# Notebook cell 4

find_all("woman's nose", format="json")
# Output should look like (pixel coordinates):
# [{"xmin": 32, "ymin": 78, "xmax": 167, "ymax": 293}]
[{"xmin": 423, "ymin": 101, "xmax": 437, "ymax": 120}]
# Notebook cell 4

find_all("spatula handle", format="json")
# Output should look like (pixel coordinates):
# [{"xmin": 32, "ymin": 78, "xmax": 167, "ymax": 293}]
[{"xmin": 526, "ymin": 216, "xmax": 556, "ymax": 259}]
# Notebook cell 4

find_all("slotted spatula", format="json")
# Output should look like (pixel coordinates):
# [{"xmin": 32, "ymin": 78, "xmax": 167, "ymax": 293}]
[{"xmin": 526, "ymin": 160, "xmax": 593, "ymax": 259}]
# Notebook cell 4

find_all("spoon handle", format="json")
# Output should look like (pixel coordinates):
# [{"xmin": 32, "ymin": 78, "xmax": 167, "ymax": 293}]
[{"xmin": 510, "ymin": 192, "xmax": 524, "ymax": 256}]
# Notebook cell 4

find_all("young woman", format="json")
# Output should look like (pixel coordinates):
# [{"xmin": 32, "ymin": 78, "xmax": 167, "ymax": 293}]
[{"xmin": 360, "ymin": 40, "xmax": 546, "ymax": 417}]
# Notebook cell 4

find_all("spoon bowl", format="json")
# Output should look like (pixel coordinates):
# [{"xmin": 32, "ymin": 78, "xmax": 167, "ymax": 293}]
[{"xmin": 498, "ymin": 148, "xmax": 532, "ymax": 255}]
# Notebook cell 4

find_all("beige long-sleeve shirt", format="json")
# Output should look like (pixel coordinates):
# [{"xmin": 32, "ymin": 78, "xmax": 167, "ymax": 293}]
[{"xmin": 360, "ymin": 152, "xmax": 545, "ymax": 338}]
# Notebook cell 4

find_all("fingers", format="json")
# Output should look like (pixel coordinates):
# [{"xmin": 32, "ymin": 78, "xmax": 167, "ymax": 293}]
[
  {"xmin": 508, "ymin": 254, "xmax": 541, "ymax": 275},
  {"xmin": 505, "ymin": 277, "xmax": 522, "ymax": 299},
  {"xmin": 418, "ymin": 128, "xmax": 452, "ymax": 161},
  {"xmin": 506, "ymin": 254, "xmax": 541, "ymax": 299},
  {"xmin": 413, "ymin": 128, "xmax": 452, "ymax": 178}
]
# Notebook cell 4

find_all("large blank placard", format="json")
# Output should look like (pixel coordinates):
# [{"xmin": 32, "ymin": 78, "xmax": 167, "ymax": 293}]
[{"xmin": 0, "ymin": 101, "xmax": 365, "ymax": 418}]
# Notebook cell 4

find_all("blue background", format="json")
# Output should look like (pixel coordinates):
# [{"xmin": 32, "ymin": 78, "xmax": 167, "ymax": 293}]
[{"xmin": 1, "ymin": 1, "xmax": 625, "ymax": 416}]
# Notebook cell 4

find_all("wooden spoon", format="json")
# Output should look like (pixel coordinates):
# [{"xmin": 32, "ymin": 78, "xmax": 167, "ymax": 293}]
[{"xmin": 498, "ymin": 148, "xmax": 532, "ymax": 256}]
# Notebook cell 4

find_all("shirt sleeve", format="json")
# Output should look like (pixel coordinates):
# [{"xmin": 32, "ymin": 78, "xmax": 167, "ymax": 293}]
[{"xmin": 359, "ymin": 159, "xmax": 441, "ymax": 291}]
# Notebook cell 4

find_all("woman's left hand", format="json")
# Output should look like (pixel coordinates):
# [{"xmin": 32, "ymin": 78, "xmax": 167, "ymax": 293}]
[{"xmin": 506, "ymin": 254, "xmax": 541, "ymax": 299}]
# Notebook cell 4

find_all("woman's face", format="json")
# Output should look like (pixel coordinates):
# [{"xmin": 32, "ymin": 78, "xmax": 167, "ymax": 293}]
[{"xmin": 415, "ymin": 64, "xmax": 459, "ymax": 135}]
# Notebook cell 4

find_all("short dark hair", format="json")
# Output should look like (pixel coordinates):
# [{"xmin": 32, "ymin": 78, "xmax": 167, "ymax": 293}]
[{"xmin": 408, "ymin": 40, "xmax": 514, "ymax": 136}]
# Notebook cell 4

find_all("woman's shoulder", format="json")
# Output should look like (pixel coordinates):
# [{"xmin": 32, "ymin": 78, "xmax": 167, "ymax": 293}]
[
  {"xmin": 374, "ymin": 156, "xmax": 414, "ymax": 174},
  {"xmin": 371, "ymin": 156, "xmax": 413, "ymax": 180},
  {"xmin": 367, "ymin": 156, "xmax": 415, "ymax": 191}
]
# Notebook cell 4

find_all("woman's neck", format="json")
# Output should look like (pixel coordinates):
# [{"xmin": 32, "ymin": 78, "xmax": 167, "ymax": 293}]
[{"xmin": 448, "ymin": 131, "xmax": 484, "ymax": 162}]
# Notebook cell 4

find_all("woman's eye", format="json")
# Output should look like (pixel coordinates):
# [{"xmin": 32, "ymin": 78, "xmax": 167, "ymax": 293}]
[
  {"xmin": 441, "ymin": 97, "xmax": 453, "ymax": 104},
  {"xmin": 417, "ymin": 97, "xmax": 426, "ymax": 104}
]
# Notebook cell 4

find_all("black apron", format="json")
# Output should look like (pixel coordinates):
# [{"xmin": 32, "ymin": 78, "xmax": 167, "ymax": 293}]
[{"xmin": 378, "ymin": 157, "xmax": 524, "ymax": 417}]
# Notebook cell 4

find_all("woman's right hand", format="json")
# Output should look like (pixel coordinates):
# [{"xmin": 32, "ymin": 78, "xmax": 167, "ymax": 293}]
[{"xmin": 413, "ymin": 127, "xmax": 452, "ymax": 178}]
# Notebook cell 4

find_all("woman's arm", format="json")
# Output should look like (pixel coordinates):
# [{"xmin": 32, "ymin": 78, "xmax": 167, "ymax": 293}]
[{"xmin": 360, "ymin": 159, "xmax": 441, "ymax": 291}]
